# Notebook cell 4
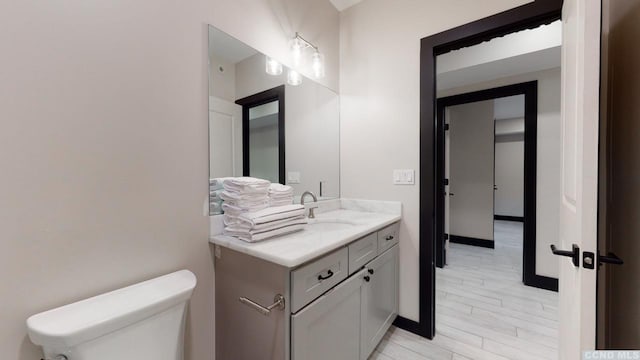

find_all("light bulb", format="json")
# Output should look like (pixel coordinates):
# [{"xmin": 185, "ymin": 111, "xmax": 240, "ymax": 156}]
[
  {"xmin": 265, "ymin": 56, "xmax": 283, "ymax": 76},
  {"xmin": 287, "ymin": 69, "xmax": 302, "ymax": 86},
  {"xmin": 311, "ymin": 51, "xmax": 325, "ymax": 79},
  {"xmin": 290, "ymin": 37, "xmax": 304, "ymax": 67}
]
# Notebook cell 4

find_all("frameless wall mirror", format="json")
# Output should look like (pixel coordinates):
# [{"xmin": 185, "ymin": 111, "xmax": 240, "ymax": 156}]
[{"xmin": 208, "ymin": 25, "xmax": 340, "ymax": 215}]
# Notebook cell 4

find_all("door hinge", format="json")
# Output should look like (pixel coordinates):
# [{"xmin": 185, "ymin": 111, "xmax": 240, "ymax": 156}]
[
  {"xmin": 444, "ymin": 124, "xmax": 450, "ymax": 131},
  {"xmin": 444, "ymin": 178, "xmax": 449, "ymax": 186}
]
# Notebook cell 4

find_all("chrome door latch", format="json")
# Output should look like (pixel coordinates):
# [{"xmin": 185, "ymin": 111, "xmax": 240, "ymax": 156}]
[{"xmin": 583, "ymin": 252, "xmax": 595, "ymax": 269}]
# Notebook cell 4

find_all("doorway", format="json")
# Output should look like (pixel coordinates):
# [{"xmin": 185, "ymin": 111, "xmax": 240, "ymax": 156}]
[
  {"xmin": 434, "ymin": 82, "xmax": 558, "ymax": 292},
  {"xmin": 236, "ymin": 85, "xmax": 286, "ymax": 184},
  {"xmin": 394, "ymin": 0, "xmax": 563, "ymax": 341}
]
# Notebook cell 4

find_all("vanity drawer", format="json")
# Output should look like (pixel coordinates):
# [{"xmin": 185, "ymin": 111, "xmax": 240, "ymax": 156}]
[
  {"xmin": 291, "ymin": 247, "xmax": 349, "ymax": 313},
  {"xmin": 348, "ymin": 233, "xmax": 378, "ymax": 275},
  {"xmin": 377, "ymin": 222, "xmax": 399, "ymax": 254}
]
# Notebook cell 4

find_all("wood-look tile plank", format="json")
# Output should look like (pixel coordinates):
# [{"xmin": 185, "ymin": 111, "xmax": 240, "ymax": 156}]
[
  {"xmin": 483, "ymin": 338, "xmax": 558, "ymax": 360},
  {"xmin": 444, "ymin": 292, "xmax": 558, "ymax": 323},
  {"xmin": 516, "ymin": 327, "xmax": 559, "ymax": 349},
  {"xmin": 430, "ymin": 332, "xmax": 511, "ymax": 360},
  {"xmin": 452, "ymin": 354, "xmax": 472, "ymax": 360},
  {"xmin": 435, "ymin": 323, "xmax": 483, "ymax": 348},
  {"xmin": 375, "ymin": 338, "xmax": 436, "ymax": 360},
  {"xmin": 385, "ymin": 328, "xmax": 454, "ymax": 360},
  {"xmin": 471, "ymin": 307, "xmax": 559, "ymax": 337},
  {"xmin": 369, "ymin": 350, "xmax": 395, "ymax": 360}
]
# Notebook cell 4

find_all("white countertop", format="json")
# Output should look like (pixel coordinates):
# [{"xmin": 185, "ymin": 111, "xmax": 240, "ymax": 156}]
[{"xmin": 209, "ymin": 202, "xmax": 401, "ymax": 268}]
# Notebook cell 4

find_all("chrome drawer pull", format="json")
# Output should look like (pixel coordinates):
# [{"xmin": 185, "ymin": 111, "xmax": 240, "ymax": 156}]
[{"xmin": 239, "ymin": 294, "xmax": 285, "ymax": 316}]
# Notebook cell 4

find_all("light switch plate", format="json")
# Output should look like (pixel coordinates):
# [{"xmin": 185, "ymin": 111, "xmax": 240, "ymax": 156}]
[
  {"xmin": 288, "ymin": 171, "xmax": 301, "ymax": 184},
  {"xmin": 393, "ymin": 169, "xmax": 415, "ymax": 185}
]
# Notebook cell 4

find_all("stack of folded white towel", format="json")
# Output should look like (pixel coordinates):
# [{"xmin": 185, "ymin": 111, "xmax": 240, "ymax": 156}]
[
  {"xmin": 220, "ymin": 177, "xmax": 270, "ymax": 216},
  {"xmin": 223, "ymin": 204, "xmax": 307, "ymax": 242},
  {"xmin": 209, "ymin": 177, "xmax": 232, "ymax": 214},
  {"xmin": 268, "ymin": 183, "xmax": 294, "ymax": 207},
  {"xmin": 219, "ymin": 177, "xmax": 306, "ymax": 242}
]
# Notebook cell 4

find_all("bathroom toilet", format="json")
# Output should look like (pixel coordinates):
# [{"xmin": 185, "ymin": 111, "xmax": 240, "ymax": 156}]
[{"xmin": 26, "ymin": 270, "xmax": 197, "ymax": 360}]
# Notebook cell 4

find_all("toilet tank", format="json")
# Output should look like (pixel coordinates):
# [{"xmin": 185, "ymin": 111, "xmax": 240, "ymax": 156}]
[{"xmin": 27, "ymin": 270, "xmax": 197, "ymax": 360}]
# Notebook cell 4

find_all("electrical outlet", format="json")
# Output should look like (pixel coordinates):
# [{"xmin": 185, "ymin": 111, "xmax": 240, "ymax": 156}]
[{"xmin": 288, "ymin": 171, "xmax": 301, "ymax": 184}]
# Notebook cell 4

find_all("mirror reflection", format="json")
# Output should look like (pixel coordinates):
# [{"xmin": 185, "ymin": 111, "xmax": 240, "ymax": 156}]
[{"xmin": 208, "ymin": 25, "xmax": 340, "ymax": 215}]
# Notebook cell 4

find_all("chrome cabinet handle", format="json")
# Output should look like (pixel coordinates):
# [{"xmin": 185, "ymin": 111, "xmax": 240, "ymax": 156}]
[{"xmin": 238, "ymin": 294, "xmax": 285, "ymax": 316}]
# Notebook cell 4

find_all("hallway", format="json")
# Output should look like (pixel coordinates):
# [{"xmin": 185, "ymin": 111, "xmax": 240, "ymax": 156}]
[{"xmin": 372, "ymin": 221, "xmax": 559, "ymax": 360}]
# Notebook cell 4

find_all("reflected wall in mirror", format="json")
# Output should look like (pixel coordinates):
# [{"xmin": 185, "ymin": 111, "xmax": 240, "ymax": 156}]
[{"xmin": 208, "ymin": 25, "xmax": 340, "ymax": 215}]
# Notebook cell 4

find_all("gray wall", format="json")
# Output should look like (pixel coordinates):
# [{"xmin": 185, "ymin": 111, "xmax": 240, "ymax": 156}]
[
  {"xmin": 494, "ymin": 140, "xmax": 524, "ymax": 217},
  {"xmin": 0, "ymin": 0, "xmax": 339, "ymax": 359},
  {"xmin": 494, "ymin": 118, "xmax": 525, "ymax": 218},
  {"xmin": 448, "ymin": 100, "xmax": 495, "ymax": 242}
]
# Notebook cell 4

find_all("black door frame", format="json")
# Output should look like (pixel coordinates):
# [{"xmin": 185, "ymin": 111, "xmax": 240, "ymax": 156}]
[
  {"xmin": 396, "ymin": 0, "xmax": 563, "ymax": 340},
  {"xmin": 235, "ymin": 85, "xmax": 286, "ymax": 184},
  {"xmin": 434, "ymin": 81, "xmax": 558, "ymax": 294}
]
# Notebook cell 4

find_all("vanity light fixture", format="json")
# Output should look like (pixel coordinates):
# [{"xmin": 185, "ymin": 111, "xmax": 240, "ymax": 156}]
[
  {"xmin": 289, "ymin": 32, "xmax": 325, "ymax": 80},
  {"xmin": 265, "ymin": 56, "xmax": 283, "ymax": 76},
  {"xmin": 290, "ymin": 36, "xmax": 305, "ymax": 67},
  {"xmin": 311, "ymin": 51, "xmax": 325, "ymax": 79},
  {"xmin": 287, "ymin": 69, "xmax": 302, "ymax": 86}
]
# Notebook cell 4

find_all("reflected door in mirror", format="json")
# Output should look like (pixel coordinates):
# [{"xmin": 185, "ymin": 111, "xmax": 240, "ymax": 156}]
[{"xmin": 237, "ymin": 86, "xmax": 285, "ymax": 184}]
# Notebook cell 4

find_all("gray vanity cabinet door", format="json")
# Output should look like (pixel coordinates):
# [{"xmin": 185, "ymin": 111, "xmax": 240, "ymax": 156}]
[
  {"xmin": 291, "ymin": 269, "xmax": 366, "ymax": 360},
  {"xmin": 360, "ymin": 244, "xmax": 399, "ymax": 359}
]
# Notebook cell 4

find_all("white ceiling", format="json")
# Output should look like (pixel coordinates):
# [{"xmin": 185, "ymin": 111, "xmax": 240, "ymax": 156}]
[
  {"xmin": 438, "ymin": 47, "xmax": 560, "ymax": 91},
  {"xmin": 208, "ymin": 26, "xmax": 257, "ymax": 64},
  {"xmin": 329, "ymin": 0, "xmax": 364, "ymax": 11},
  {"xmin": 437, "ymin": 20, "xmax": 561, "ymax": 91},
  {"xmin": 494, "ymin": 95, "xmax": 524, "ymax": 120}
]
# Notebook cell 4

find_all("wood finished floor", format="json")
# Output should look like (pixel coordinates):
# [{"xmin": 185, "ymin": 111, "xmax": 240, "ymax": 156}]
[{"xmin": 372, "ymin": 221, "xmax": 559, "ymax": 360}]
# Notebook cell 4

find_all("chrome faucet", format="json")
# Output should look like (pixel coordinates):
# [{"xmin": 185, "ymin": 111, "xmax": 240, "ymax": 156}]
[{"xmin": 300, "ymin": 191, "xmax": 318, "ymax": 219}]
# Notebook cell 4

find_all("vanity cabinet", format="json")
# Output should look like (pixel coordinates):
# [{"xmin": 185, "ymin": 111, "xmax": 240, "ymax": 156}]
[
  {"xmin": 291, "ymin": 268, "xmax": 365, "ymax": 360},
  {"xmin": 214, "ymin": 221, "xmax": 400, "ymax": 360}
]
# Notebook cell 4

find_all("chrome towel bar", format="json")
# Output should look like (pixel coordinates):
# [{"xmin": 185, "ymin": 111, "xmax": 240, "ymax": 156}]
[{"xmin": 239, "ymin": 294, "xmax": 285, "ymax": 316}]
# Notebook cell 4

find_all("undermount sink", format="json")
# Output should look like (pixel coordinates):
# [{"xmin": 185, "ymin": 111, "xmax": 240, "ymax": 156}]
[
  {"xmin": 306, "ymin": 218, "xmax": 359, "ymax": 231},
  {"xmin": 307, "ymin": 218, "xmax": 358, "ymax": 231},
  {"xmin": 306, "ymin": 222, "xmax": 354, "ymax": 231}
]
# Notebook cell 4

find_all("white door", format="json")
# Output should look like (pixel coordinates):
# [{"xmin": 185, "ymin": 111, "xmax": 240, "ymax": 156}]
[
  {"xmin": 558, "ymin": 0, "xmax": 601, "ymax": 358},
  {"xmin": 209, "ymin": 96, "xmax": 242, "ymax": 178},
  {"xmin": 448, "ymin": 100, "xmax": 495, "ymax": 243}
]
